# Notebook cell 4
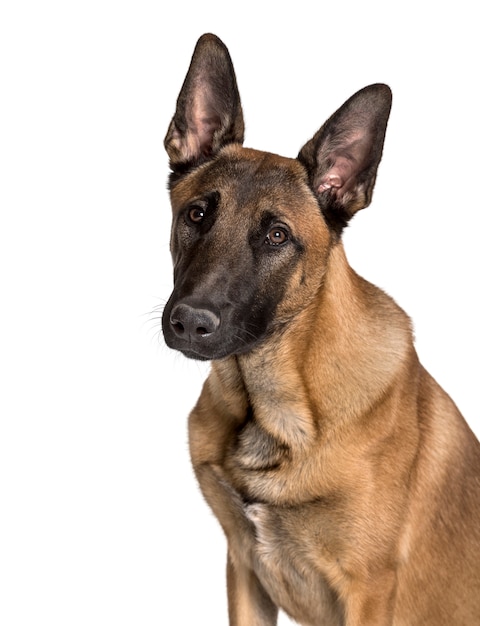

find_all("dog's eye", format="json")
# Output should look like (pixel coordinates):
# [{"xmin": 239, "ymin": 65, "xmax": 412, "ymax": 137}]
[
  {"xmin": 265, "ymin": 227, "xmax": 289, "ymax": 246},
  {"xmin": 188, "ymin": 206, "xmax": 206, "ymax": 223}
]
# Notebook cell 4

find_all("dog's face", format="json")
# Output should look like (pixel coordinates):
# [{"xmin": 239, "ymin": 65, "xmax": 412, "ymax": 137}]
[
  {"xmin": 162, "ymin": 146, "xmax": 331, "ymax": 360},
  {"xmin": 162, "ymin": 34, "xmax": 391, "ymax": 360}
]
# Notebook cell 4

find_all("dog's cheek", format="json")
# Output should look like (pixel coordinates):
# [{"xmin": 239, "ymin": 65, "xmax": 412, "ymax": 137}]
[
  {"xmin": 269, "ymin": 253, "xmax": 323, "ymax": 323},
  {"xmin": 275, "ymin": 219, "xmax": 331, "ymax": 321},
  {"xmin": 246, "ymin": 255, "xmax": 298, "ymax": 332}
]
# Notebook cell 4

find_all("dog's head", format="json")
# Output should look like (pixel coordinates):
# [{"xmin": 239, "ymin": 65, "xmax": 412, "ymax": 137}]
[{"xmin": 162, "ymin": 34, "xmax": 391, "ymax": 360}]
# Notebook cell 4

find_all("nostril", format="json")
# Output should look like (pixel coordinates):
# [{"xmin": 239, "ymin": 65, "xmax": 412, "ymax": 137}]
[
  {"xmin": 196, "ymin": 326, "xmax": 209, "ymax": 336},
  {"xmin": 170, "ymin": 311, "xmax": 186, "ymax": 336},
  {"xmin": 172, "ymin": 320, "xmax": 185, "ymax": 335}
]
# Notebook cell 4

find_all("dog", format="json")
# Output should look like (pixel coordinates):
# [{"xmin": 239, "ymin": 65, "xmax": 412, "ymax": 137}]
[{"xmin": 162, "ymin": 33, "xmax": 480, "ymax": 625}]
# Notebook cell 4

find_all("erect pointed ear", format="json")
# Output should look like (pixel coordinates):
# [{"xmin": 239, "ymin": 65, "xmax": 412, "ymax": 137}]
[
  {"xmin": 164, "ymin": 33, "xmax": 245, "ymax": 174},
  {"xmin": 297, "ymin": 84, "xmax": 392, "ymax": 235}
]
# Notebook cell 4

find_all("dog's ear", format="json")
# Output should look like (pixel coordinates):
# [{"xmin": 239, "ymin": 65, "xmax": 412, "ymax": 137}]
[
  {"xmin": 298, "ymin": 84, "xmax": 392, "ymax": 235},
  {"xmin": 164, "ymin": 33, "xmax": 244, "ymax": 174}
]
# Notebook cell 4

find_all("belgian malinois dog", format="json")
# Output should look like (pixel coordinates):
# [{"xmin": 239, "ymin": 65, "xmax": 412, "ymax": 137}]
[{"xmin": 162, "ymin": 33, "xmax": 480, "ymax": 625}]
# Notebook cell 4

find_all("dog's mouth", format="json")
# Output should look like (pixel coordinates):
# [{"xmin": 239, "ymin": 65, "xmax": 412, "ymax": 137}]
[
  {"xmin": 170, "ymin": 345, "xmax": 230, "ymax": 362},
  {"xmin": 163, "ymin": 328, "xmax": 255, "ymax": 361}
]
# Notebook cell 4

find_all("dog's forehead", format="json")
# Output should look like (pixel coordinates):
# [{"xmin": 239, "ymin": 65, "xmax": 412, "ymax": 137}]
[
  {"xmin": 218, "ymin": 144, "xmax": 306, "ymax": 180},
  {"xmin": 170, "ymin": 145, "xmax": 313, "ymax": 211}
]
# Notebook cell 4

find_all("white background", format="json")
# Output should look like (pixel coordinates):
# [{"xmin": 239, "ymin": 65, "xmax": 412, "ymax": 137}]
[{"xmin": 1, "ymin": 1, "xmax": 478, "ymax": 625}]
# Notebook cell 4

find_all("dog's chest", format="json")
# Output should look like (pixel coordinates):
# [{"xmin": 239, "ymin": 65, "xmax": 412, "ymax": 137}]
[
  {"xmin": 221, "ymin": 419, "xmax": 344, "ymax": 624},
  {"xmin": 238, "ymin": 499, "xmax": 344, "ymax": 625}
]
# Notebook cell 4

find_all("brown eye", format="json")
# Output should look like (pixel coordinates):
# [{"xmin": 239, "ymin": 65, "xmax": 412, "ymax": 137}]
[
  {"xmin": 265, "ymin": 226, "xmax": 288, "ymax": 246},
  {"xmin": 188, "ymin": 206, "xmax": 205, "ymax": 223}
]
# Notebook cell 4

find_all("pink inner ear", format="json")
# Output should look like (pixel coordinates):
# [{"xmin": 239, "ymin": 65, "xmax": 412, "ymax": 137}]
[
  {"xmin": 317, "ymin": 157, "xmax": 356, "ymax": 195},
  {"xmin": 189, "ymin": 90, "xmax": 223, "ymax": 154},
  {"xmin": 318, "ymin": 174, "xmax": 343, "ymax": 192},
  {"xmin": 173, "ymin": 97, "xmax": 220, "ymax": 162}
]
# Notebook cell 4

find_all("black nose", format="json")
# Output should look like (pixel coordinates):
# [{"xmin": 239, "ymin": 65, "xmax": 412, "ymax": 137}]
[{"xmin": 169, "ymin": 303, "xmax": 221, "ymax": 340}]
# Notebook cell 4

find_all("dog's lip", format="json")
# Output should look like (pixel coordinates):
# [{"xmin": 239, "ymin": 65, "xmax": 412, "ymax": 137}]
[
  {"xmin": 179, "ymin": 350, "xmax": 211, "ymax": 362},
  {"xmin": 176, "ymin": 343, "xmax": 234, "ymax": 361},
  {"xmin": 175, "ymin": 337, "xmax": 269, "ymax": 361},
  {"xmin": 163, "ymin": 330, "xmax": 227, "ymax": 360},
  {"xmin": 168, "ymin": 333, "xmax": 262, "ymax": 361}
]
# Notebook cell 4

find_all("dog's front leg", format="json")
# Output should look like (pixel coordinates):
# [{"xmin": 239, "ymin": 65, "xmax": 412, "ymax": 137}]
[
  {"xmin": 193, "ymin": 463, "xmax": 278, "ymax": 625},
  {"xmin": 227, "ymin": 553, "xmax": 278, "ymax": 626}
]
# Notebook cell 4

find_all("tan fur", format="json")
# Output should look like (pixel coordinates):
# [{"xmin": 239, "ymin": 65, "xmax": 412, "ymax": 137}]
[
  {"xmin": 187, "ymin": 238, "xmax": 480, "ymax": 625},
  {"xmin": 164, "ymin": 34, "xmax": 480, "ymax": 625},
  {"xmin": 182, "ymin": 164, "xmax": 480, "ymax": 624}
]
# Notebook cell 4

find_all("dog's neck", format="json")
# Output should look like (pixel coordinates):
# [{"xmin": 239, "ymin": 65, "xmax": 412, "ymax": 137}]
[{"xmin": 213, "ymin": 243, "xmax": 415, "ymax": 451}]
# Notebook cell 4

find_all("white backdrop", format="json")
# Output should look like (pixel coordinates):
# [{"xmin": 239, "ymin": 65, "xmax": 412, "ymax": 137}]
[{"xmin": 1, "ymin": 2, "xmax": 478, "ymax": 625}]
